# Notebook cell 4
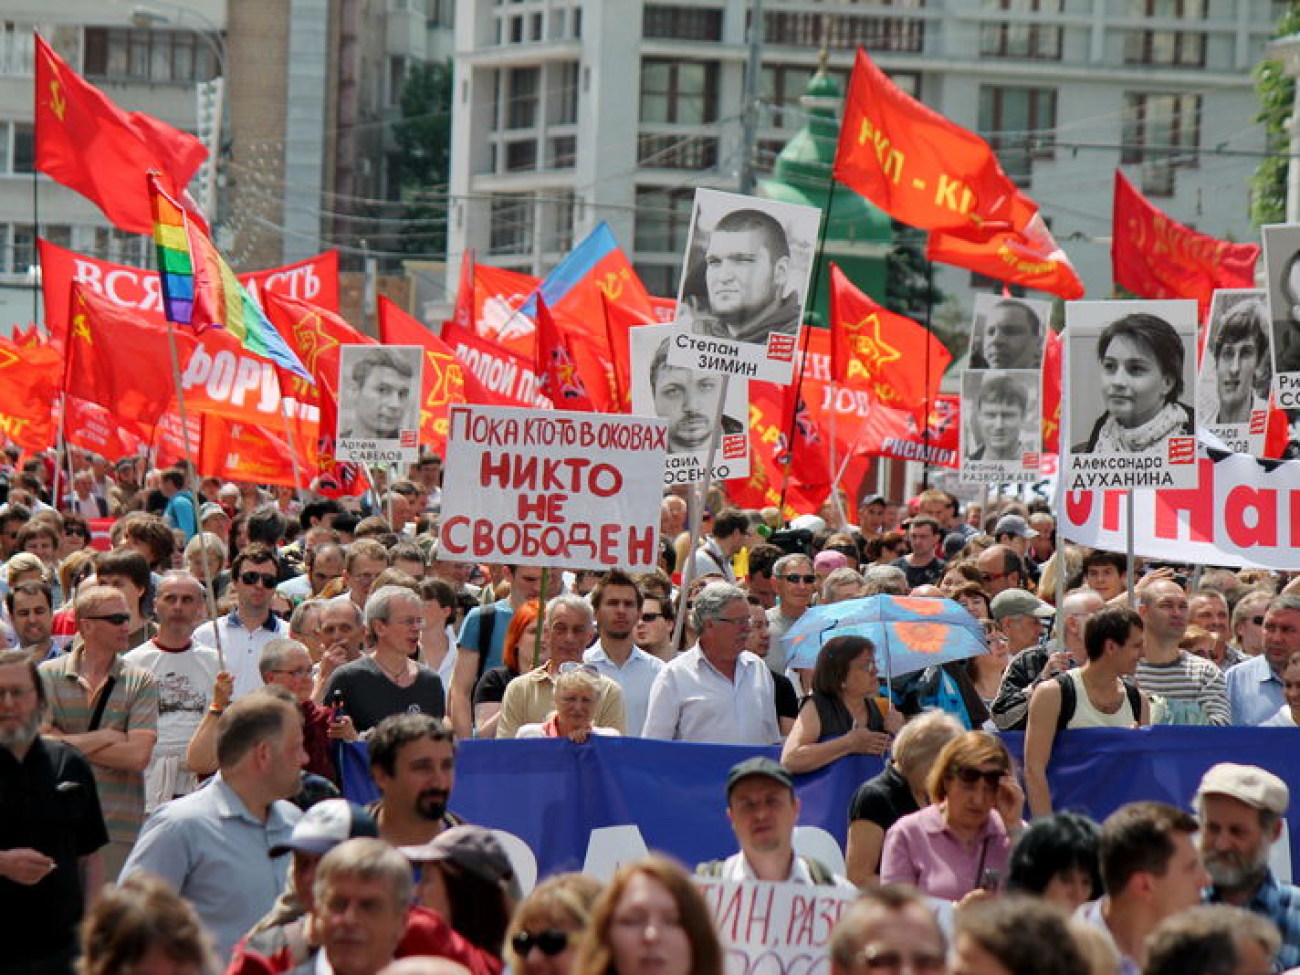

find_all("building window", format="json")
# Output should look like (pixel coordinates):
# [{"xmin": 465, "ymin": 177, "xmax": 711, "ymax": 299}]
[
  {"xmin": 765, "ymin": 11, "xmax": 924, "ymax": 53},
  {"xmin": 979, "ymin": 0, "xmax": 1062, "ymax": 59},
  {"xmin": 1122, "ymin": 92, "xmax": 1200, "ymax": 166},
  {"xmin": 490, "ymin": 195, "xmax": 534, "ymax": 256},
  {"xmin": 550, "ymin": 135, "xmax": 576, "ymax": 168},
  {"xmin": 504, "ymin": 139, "xmax": 538, "ymax": 172},
  {"xmin": 0, "ymin": 120, "xmax": 33, "ymax": 175},
  {"xmin": 1124, "ymin": 0, "xmax": 1206, "ymax": 67},
  {"xmin": 0, "ymin": 22, "xmax": 37, "ymax": 76},
  {"xmin": 93, "ymin": 226, "xmax": 151, "ymax": 266},
  {"xmin": 635, "ymin": 187, "xmax": 696, "ymax": 253},
  {"xmin": 640, "ymin": 60, "xmax": 718, "ymax": 125},
  {"xmin": 643, "ymin": 6, "xmax": 724, "ymax": 41},
  {"xmin": 634, "ymin": 262, "xmax": 681, "ymax": 299},
  {"xmin": 506, "ymin": 67, "xmax": 540, "ymax": 129},
  {"xmin": 636, "ymin": 133, "xmax": 719, "ymax": 169},
  {"xmin": 552, "ymin": 62, "xmax": 579, "ymax": 126},
  {"xmin": 978, "ymin": 86, "xmax": 1056, "ymax": 185},
  {"xmin": 83, "ymin": 27, "xmax": 221, "ymax": 83}
]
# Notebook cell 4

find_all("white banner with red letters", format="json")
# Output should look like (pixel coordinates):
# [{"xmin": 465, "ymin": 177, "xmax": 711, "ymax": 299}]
[
  {"xmin": 440, "ymin": 405, "xmax": 667, "ymax": 571},
  {"xmin": 1059, "ymin": 449, "xmax": 1300, "ymax": 570}
]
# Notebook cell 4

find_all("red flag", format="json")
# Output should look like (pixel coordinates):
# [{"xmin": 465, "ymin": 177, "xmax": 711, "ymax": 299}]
[
  {"xmin": 466, "ymin": 264, "xmax": 543, "ymax": 359},
  {"xmin": 828, "ymin": 264, "xmax": 951, "ymax": 416},
  {"xmin": 602, "ymin": 292, "xmax": 659, "ymax": 413},
  {"xmin": 834, "ymin": 49, "xmax": 1031, "ymax": 235},
  {"xmin": 1112, "ymin": 171, "xmax": 1259, "ymax": 316},
  {"xmin": 199, "ymin": 416, "xmax": 311, "ymax": 488},
  {"xmin": 534, "ymin": 296, "xmax": 595, "ymax": 411},
  {"xmin": 378, "ymin": 296, "xmax": 487, "ymax": 454},
  {"xmin": 927, "ymin": 209, "xmax": 1085, "ymax": 300},
  {"xmin": 857, "ymin": 394, "xmax": 962, "ymax": 468},
  {"xmin": 65, "ymin": 283, "xmax": 191, "ymax": 426},
  {"xmin": 452, "ymin": 250, "xmax": 476, "ymax": 331},
  {"xmin": 441, "ymin": 323, "xmax": 548, "ymax": 408},
  {"xmin": 1041, "ymin": 328, "xmax": 1063, "ymax": 454},
  {"xmin": 34, "ymin": 35, "xmax": 207, "ymax": 235},
  {"xmin": 0, "ymin": 336, "xmax": 61, "ymax": 450},
  {"xmin": 62, "ymin": 398, "xmax": 149, "ymax": 460}
]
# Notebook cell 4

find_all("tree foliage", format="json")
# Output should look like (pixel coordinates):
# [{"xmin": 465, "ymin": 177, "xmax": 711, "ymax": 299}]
[
  {"xmin": 391, "ymin": 60, "xmax": 453, "ymax": 255},
  {"xmin": 1252, "ymin": 4, "xmax": 1300, "ymax": 225}
]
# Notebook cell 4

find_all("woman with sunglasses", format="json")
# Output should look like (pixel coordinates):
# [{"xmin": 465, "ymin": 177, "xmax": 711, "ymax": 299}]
[
  {"xmin": 506, "ymin": 873, "xmax": 604, "ymax": 975},
  {"xmin": 780, "ymin": 635, "xmax": 898, "ymax": 774},
  {"xmin": 573, "ymin": 856, "xmax": 722, "ymax": 975},
  {"xmin": 880, "ymin": 730, "xmax": 1024, "ymax": 902}
]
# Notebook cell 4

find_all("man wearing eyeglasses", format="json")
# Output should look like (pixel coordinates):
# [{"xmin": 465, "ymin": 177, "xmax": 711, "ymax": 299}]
[
  {"xmin": 123, "ymin": 571, "xmax": 220, "ymax": 811},
  {"xmin": 496, "ymin": 594, "xmax": 625, "ymax": 739},
  {"xmin": 323, "ymin": 586, "xmax": 446, "ymax": 735},
  {"xmin": 765, "ymin": 553, "xmax": 816, "ymax": 675},
  {"xmin": 193, "ymin": 543, "xmax": 289, "ymax": 702},
  {"xmin": 39, "ymin": 585, "xmax": 158, "ymax": 881},
  {"xmin": 828, "ymin": 885, "xmax": 948, "ymax": 975},
  {"xmin": 0, "ymin": 649, "xmax": 108, "ymax": 975},
  {"xmin": 643, "ymin": 582, "xmax": 779, "ymax": 745}
]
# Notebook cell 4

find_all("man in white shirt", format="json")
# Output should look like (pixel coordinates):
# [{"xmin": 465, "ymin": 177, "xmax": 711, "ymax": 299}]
[
  {"xmin": 699, "ymin": 757, "xmax": 854, "ymax": 888},
  {"xmin": 192, "ymin": 544, "xmax": 287, "ymax": 700},
  {"xmin": 124, "ymin": 570, "xmax": 219, "ymax": 811},
  {"xmin": 583, "ymin": 570, "xmax": 663, "ymax": 736},
  {"xmin": 642, "ymin": 582, "xmax": 779, "ymax": 745}
]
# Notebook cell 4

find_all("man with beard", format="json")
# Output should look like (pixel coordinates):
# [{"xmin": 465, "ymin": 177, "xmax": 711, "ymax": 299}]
[
  {"xmin": 583, "ymin": 570, "xmax": 662, "ymax": 736},
  {"xmin": 0, "ymin": 649, "xmax": 107, "ymax": 975},
  {"xmin": 1197, "ymin": 763, "xmax": 1300, "ymax": 969},
  {"xmin": 367, "ymin": 714, "xmax": 461, "ymax": 847},
  {"xmin": 649, "ymin": 339, "xmax": 741, "ymax": 453}
]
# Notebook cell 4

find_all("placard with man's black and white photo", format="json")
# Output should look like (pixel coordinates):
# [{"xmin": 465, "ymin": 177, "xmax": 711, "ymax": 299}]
[
  {"xmin": 1063, "ymin": 300, "xmax": 1199, "ymax": 490},
  {"xmin": 967, "ymin": 292, "xmax": 1051, "ymax": 371},
  {"xmin": 960, "ymin": 370, "xmax": 1041, "ymax": 483},
  {"xmin": 1262, "ymin": 224, "xmax": 1300, "ymax": 410},
  {"xmin": 1195, "ymin": 289, "xmax": 1270, "ymax": 455},
  {"xmin": 665, "ymin": 189, "xmax": 822, "ymax": 385},
  {"xmin": 630, "ymin": 323, "xmax": 750, "ymax": 486},
  {"xmin": 335, "ymin": 345, "xmax": 423, "ymax": 467}
]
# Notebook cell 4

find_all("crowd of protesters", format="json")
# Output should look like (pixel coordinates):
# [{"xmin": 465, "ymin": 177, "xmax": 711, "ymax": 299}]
[{"xmin": 2, "ymin": 445, "xmax": 1299, "ymax": 975}]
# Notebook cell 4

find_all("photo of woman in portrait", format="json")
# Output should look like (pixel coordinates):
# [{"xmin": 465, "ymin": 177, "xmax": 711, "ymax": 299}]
[{"xmin": 1073, "ymin": 312, "xmax": 1194, "ymax": 455}]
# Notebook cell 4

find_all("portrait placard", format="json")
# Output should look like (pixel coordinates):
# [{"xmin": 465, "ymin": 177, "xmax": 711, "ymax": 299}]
[
  {"xmin": 1063, "ymin": 300, "xmax": 1199, "ymax": 491},
  {"xmin": 335, "ymin": 345, "xmax": 423, "ymax": 466},
  {"xmin": 960, "ymin": 369, "xmax": 1041, "ymax": 483},
  {"xmin": 1195, "ymin": 289, "xmax": 1270, "ymax": 455},
  {"xmin": 629, "ymin": 323, "xmax": 750, "ymax": 485},
  {"xmin": 665, "ymin": 189, "xmax": 822, "ymax": 385},
  {"xmin": 1263, "ymin": 224, "xmax": 1300, "ymax": 409}
]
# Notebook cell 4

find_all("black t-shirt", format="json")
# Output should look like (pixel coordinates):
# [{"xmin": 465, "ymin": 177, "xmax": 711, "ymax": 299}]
[
  {"xmin": 323, "ymin": 657, "xmax": 445, "ymax": 732},
  {"xmin": 0, "ymin": 736, "xmax": 108, "ymax": 961},
  {"xmin": 773, "ymin": 673, "xmax": 799, "ymax": 723},
  {"xmin": 848, "ymin": 763, "xmax": 919, "ymax": 833},
  {"xmin": 891, "ymin": 555, "xmax": 947, "ymax": 590},
  {"xmin": 473, "ymin": 666, "xmax": 518, "ymax": 707}
]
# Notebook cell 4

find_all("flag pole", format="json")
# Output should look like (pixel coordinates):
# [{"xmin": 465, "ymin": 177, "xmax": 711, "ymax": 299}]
[
  {"xmin": 275, "ymin": 382, "xmax": 307, "ymax": 496},
  {"xmin": 920, "ymin": 257, "xmax": 935, "ymax": 491},
  {"xmin": 669, "ymin": 374, "xmax": 733, "ymax": 654},
  {"xmin": 164, "ymin": 322, "xmax": 225, "ymax": 672},
  {"xmin": 778, "ymin": 182, "xmax": 838, "ymax": 516}
]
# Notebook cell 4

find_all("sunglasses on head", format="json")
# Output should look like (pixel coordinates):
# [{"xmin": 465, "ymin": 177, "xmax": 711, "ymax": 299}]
[
  {"xmin": 511, "ymin": 930, "xmax": 569, "ymax": 957},
  {"xmin": 239, "ymin": 571, "xmax": 278, "ymax": 589},
  {"xmin": 952, "ymin": 766, "xmax": 1006, "ymax": 789},
  {"xmin": 84, "ymin": 612, "xmax": 131, "ymax": 626}
]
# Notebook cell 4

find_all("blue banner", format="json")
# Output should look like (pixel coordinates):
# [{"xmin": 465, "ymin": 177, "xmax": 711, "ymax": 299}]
[{"xmin": 339, "ymin": 728, "xmax": 1300, "ymax": 880}]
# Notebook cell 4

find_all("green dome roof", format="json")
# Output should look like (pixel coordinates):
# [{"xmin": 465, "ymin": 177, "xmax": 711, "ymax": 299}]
[{"xmin": 758, "ymin": 66, "xmax": 892, "ymax": 245}]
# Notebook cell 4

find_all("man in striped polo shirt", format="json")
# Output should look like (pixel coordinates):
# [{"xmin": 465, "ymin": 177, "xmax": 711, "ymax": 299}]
[
  {"xmin": 1136, "ymin": 579, "xmax": 1231, "ymax": 726},
  {"xmin": 39, "ymin": 585, "xmax": 158, "ymax": 880}
]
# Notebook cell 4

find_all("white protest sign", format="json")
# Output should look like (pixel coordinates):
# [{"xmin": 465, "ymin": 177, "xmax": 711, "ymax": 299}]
[
  {"xmin": 440, "ymin": 405, "xmax": 667, "ymax": 571},
  {"xmin": 1063, "ymin": 299, "xmax": 1199, "ymax": 491},
  {"xmin": 696, "ymin": 880, "xmax": 858, "ymax": 975},
  {"xmin": 630, "ymin": 323, "xmax": 751, "ymax": 485},
  {"xmin": 1059, "ymin": 450, "xmax": 1300, "ymax": 570},
  {"xmin": 1263, "ymin": 223, "xmax": 1300, "ymax": 409},
  {"xmin": 666, "ymin": 189, "xmax": 822, "ymax": 385}
]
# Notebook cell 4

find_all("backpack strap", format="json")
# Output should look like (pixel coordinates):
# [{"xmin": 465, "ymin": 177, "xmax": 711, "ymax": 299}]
[
  {"xmin": 474, "ymin": 605, "xmax": 497, "ymax": 682},
  {"xmin": 1123, "ymin": 680, "xmax": 1142, "ymax": 724},
  {"xmin": 1053, "ymin": 672, "xmax": 1076, "ymax": 731}
]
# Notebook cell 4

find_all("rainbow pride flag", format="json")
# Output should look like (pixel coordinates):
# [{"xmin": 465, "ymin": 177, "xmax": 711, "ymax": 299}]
[{"xmin": 148, "ymin": 174, "xmax": 310, "ymax": 380}]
